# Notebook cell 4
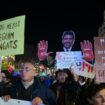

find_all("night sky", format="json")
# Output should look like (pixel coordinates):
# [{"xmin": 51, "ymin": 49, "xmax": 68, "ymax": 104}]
[{"xmin": 0, "ymin": 1, "xmax": 105, "ymax": 59}]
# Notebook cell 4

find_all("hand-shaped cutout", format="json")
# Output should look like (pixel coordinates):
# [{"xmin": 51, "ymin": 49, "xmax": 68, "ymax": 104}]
[
  {"xmin": 80, "ymin": 40, "xmax": 94, "ymax": 61},
  {"xmin": 37, "ymin": 40, "xmax": 53, "ymax": 61}
]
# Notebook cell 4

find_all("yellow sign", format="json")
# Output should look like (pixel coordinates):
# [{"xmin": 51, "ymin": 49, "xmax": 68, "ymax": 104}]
[{"xmin": 0, "ymin": 15, "xmax": 25, "ymax": 56}]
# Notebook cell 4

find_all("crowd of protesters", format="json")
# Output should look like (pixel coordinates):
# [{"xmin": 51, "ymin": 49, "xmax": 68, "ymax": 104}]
[
  {"xmin": 0, "ymin": 30, "xmax": 105, "ymax": 105},
  {"xmin": 0, "ymin": 63, "xmax": 105, "ymax": 105}
]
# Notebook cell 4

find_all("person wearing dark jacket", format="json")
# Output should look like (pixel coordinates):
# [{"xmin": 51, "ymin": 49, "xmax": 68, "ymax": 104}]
[
  {"xmin": 0, "ymin": 70, "xmax": 12, "ymax": 97},
  {"xmin": 0, "ymin": 82, "xmax": 6, "ymax": 96},
  {"xmin": 50, "ymin": 69, "xmax": 80, "ymax": 105},
  {"xmin": 2, "ymin": 60, "xmax": 57, "ymax": 105}
]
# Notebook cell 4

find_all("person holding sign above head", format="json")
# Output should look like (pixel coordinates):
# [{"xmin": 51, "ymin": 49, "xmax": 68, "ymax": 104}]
[
  {"xmin": 50, "ymin": 68, "xmax": 80, "ymax": 105},
  {"xmin": 37, "ymin": 31, "xmax": 94, "ymax": 83},
  {"xmin": 1, "ymin": 59, "xmax": 57, "ymax": 105}
]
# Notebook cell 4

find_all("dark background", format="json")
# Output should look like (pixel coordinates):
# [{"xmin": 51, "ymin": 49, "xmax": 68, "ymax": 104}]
[{"xmin": 0, "ymin": 1, "xmax": 105, "ymax": 60}]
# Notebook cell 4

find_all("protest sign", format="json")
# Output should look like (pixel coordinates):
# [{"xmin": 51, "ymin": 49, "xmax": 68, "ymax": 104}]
[
  {"xmin": 56, "ymin": 51, "xmax": 94, "ymax": 78},
  {"xmin": 94, "ymin": 37, "xmax": 105, "ymax": 82},
  {"xmin": 0, "ymin": 98, "xmax": 31, "ymax": 105},
  {"xmin": 56, "ymin": 51, "xmax": 82, "ymax": 70},
  {"xmin": 79, "ymin": 59, "xmax": 94, "ymax": 78},
  {"xmin": 0, "ymin": 15, "xmax": 25, "ymax": 56}
]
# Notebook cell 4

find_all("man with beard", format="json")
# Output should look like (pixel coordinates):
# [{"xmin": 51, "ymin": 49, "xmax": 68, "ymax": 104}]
[{"xmin": 61, "ymin": 30, "xmax": 75, "ymax": 52}]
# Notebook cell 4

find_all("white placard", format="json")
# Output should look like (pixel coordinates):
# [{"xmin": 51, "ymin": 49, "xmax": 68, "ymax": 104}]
[
  {"xmin": 56, "ymin": 51, "xmax": 82, "ymax": 70},
  {"xmin": 0, "ymin": 98, "xmax": 31, "ymax": 105},
  {"xmin": 56, "ymin": 51, "xmax": 95, "ymax": 78}
]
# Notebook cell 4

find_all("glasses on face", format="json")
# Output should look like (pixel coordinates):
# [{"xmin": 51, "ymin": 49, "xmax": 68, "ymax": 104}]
[{"xmin": 19, "ymin": 67, "xmax": 35, "ymax": 73}]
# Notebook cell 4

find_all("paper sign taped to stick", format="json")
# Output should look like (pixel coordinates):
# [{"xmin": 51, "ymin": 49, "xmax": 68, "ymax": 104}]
[
  {"xmin": 0, "ymin": 15, "xmax": 25, "ymax": 56},
  {"xmin": 0, "ymin": 98, "xmax": 31, "ymax": 105}
]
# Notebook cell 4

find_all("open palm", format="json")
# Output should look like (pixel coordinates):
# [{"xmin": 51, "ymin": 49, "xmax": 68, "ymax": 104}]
[
  {"xmin": 37, "ymin": 40, "xmax": 53, "ymax": 61},
  {"xmin": 80, "ymin": 40, "xmax": 94, "ymax": 61}
]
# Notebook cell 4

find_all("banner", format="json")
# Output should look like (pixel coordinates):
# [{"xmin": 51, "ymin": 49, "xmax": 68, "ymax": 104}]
[
  {"xmin": 94, "ymin": 37, "xmax": 105, "ymax": 82},
  {"xmin": 56, "ymin": 51, "xmax": 82, "ymax": 70},
  {"xmin": 0, "ymin": 15, "xmax": 25, "ymax": 56},
  {"xmin": 0, "ymin": 98, "xmax": 31, "ymax": 105}
]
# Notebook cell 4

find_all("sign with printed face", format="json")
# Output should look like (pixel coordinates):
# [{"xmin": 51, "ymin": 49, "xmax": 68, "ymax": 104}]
[
  {"xmin": 0, "ymin": 15, "xmax": 25, "ymax": 56},
  {"xmin": 0, "ymin": 98, "xmax": 31, "ymax": 105},
  {"xmin": 94, "ymin": 37, "xmax": 105, "ymax": 82}
]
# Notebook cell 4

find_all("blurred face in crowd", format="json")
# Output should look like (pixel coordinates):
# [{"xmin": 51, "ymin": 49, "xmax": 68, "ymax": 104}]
[
  {"xmin": 62, "ymin": 34, "xmax": 74, "ymax": 49},
  {"xmin": 89, "ymin": 89, "xmax": 105, "ymax": 105},
  {"xmin": 20, "ymin": 62, "xmax": 36, "ymax": 82},
  {"xmin": 1, "ymin": 73, "xmax": 7, "ymax": 82},
  {"xmin": 56, "ymin": 71, "xmax": 68, "ymax": 83}
]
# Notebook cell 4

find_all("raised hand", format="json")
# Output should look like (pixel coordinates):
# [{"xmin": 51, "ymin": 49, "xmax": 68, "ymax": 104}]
[
  {"xmin": 2, "ymin": 95, "xmax": 11, "ymax": 101},
  {"xmin": 80, "ymin": 40, "xmax": 94, "ymax": 61},
  {"xmin": 69, "ymin": 67, "xmax": 79, "ymax": 82},
  {"xmin": 32, "ymin": 97, "xmax": 44, "ymax": 105},
  {"xmin": 37, "ymin": 40, "xmax": 53, "ymax": 61}
]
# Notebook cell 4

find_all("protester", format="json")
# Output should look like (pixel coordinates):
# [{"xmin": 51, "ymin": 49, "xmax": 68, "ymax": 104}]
[
  {"xmin": 0, "ymin": 70, "xmax": 13, "ymax": 97},
  {"xmin": 79, "ymin": 83, "xmax": 105, "ymax": 105},
  {"xmin": 1, "ymin": 70, "xmax": 12, "ymax": 87},
  {"xmin": 37, "ymin": 30, "xmax": 94, "ymax": 105},
  {"xmin": 2, "ymin": 59, "xmax": 57, "ymax": 105},
  {"xmin": 50, "ymin": 69, "xmax": 80, "ymax": 105}
]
